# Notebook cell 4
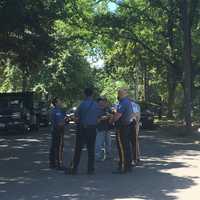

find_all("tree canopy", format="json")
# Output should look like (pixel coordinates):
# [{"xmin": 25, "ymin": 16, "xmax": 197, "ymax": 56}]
[{"xmin": 0, "ymin": 0, "xmax": 200, "ymax": 131}]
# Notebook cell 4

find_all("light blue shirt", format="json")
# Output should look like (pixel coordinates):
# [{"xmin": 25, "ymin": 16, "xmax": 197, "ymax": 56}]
[
  {"xmin": 76, "ymin": 98, "xmax": 100, "ymax": 126},
  {"xmin": 131, "ymin": 101, "xmax": 140, "ymax": 113}
]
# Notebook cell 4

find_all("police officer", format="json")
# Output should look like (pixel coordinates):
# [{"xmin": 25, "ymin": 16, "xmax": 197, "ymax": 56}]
[
  {"xmin": 49, "ymin": 97, "xmax": 65, "ymax": 170},
  {"xmin": 110, "ymin": 89, "xmax": 134, "ymax": 174},
  {"xmin": 67, "ymin": 88, "xmax": 100, "ymax": 175},
  {"xmin": 130, "ymin": 100, "xmax": 141, "ymax": 165}
]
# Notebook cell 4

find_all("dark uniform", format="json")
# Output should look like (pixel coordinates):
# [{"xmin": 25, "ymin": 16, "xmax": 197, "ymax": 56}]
[
  {"xmin": 69, "ymin": 97, "xmax": 100, "ymax": 174},
  {"xmin": 49, "ymin": 106, "xmax": 65, "ymax": 169},
  {"xmin": 116, "ymin": 97, "xmax": 135, "ymax": 173}
]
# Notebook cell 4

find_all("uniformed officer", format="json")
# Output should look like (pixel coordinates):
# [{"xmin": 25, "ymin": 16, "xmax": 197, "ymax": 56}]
[
  {"xmin": 130, "ymin": 100, "xmax": 141, "ymax": 165},
  {"xmin": 67, "ymin": 88, "xmax": 100, "ymax": 175},
  {"xmin": 110, "ymin": 89, "xmax": 134, "ymax": 173},
  {"xmin": 49, "ymin": 97, "xmax": 65, "ymax": 170}
]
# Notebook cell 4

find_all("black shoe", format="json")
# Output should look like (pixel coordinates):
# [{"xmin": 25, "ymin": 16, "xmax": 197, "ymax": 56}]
[{"xmin": 135, "ymin": 159, "xmax": 143, "ymax": 166}]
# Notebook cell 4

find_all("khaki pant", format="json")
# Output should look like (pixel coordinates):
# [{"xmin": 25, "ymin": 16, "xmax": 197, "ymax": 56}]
[
  {"xmin": 131, "ymin": 120, "xmax": 140, "ymax": 162},
  {"xmin": 49, "ymin": 126, "xmax": 64, "ymax": 167}
]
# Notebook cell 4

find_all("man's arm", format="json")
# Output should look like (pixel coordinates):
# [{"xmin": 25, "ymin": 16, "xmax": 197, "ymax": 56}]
[
  {"xmin": 74, "ymin": 104, "xmax": 81, "ymax": 123},
  {"xmin": 109, "ymin": 104, "xmax": 124, "ymax": 123}
]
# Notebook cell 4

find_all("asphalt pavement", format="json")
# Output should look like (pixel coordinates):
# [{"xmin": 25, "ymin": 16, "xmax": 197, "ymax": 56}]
[{"xmin": 0, "ymin": 126, "xmax": 200, "ymax": 200}]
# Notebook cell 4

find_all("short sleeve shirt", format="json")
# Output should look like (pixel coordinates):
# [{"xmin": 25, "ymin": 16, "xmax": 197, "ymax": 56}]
[
  {"xmin": 97, "ymin": 107, "xmax": 112, "ymax": 131},
  {"xmin": 76, "ymin": 98, "xmax": 100, "ymax": 126},
  {"xmin": 51, "ymin": 107, "xmax": 65, "ymax": 128},
  {"xmin": 117, "ymin": 97, "xmax": 134, "ymax": 125},
  {"xmin": 131, "ymin": 101, "xmax": 140, "ymax": 113}
]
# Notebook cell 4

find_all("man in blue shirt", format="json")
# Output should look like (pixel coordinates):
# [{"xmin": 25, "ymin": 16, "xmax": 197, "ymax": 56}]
[
  {"xmin": 110, "ymin": 89, "xmax": 135, "ymax": 173},
  {"xmin": 67, "ymin": 88, "xmax": 100, "ymax": 175},
  {"xmin": 49, "ymin": 97, "xmax": 65, "ymax": 170}
]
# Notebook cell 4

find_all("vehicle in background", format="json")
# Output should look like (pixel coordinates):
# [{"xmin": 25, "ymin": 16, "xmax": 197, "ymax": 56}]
[
  {"xmin": 65, "ymin": 107, "xmax": 77, "ymax": 123},
  {"xmin": 0, "ymin": 92, "xmax": 39, "ymax": 134},
  {"xmin": 34, "ymin": 101, "xmax": 50, "ymax": 127},
  {"xmin": 137, "ymin": 101, "xmax": 160, "ymax": 129}
]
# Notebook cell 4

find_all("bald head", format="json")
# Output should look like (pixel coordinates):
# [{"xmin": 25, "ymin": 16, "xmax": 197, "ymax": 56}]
[{"xmin": 118, "ymin": 88, "xmax": 128, "ymax": 100}]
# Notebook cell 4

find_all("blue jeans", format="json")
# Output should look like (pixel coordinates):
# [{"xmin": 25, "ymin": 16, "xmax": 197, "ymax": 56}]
[{"xmin": 95, "ymin": 129, "xmax": 112, "ymax": 160}]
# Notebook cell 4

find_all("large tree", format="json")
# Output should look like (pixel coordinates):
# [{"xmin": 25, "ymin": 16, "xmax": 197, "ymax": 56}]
[{"xmin": 0, "ymin": 0, "xmax": 67, "ymax": 91}]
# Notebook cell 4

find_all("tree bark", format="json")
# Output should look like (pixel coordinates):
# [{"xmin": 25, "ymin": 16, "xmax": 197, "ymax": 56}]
[
  {"xmin": 144, "ymin": 64, "xmax": 149, "ymax": 102},
  {"xmin": 166, "ymin": 0, "xmax": 178, "ymax": 119},
  {"xmin": 180, "ymin": 0, "xmax": 192, "ymax": 132},
  {"xmin": 22, "ymin": 68, "xmax": 28, "ymax": 92},
  {"xmin": 167, "ymin": 65, "xmax": 176, "ymax": 118}
]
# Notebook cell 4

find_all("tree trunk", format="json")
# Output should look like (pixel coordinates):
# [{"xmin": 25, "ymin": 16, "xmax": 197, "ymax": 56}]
[
  {"xmin": 144, "ymin": 64, "xmax": 149, "ymax": 102},
  {"xmin": 166, "ymin": 1, "xmax": 177, "ymax": 118},
  {"xmin": 22, "ymin": 69, "xmax": 28, "ymax": 92},
  {"xmin": 167, "ymin": 66, "xmax": 176, "ymax": 118},
  {"xmin": 181, "ymin": 0, "xmax": 192, "ymax": 132}
]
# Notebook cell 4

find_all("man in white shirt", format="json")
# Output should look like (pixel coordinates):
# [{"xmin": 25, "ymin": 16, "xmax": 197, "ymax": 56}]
[{"xmin": 130, "ymin": 100, "xmax": 141, "ymax": 165}]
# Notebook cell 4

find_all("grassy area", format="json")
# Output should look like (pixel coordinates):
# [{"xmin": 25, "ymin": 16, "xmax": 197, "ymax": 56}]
[{"xmin": 152, "ymin": 116, "xmax": 200, "ymax": 140}]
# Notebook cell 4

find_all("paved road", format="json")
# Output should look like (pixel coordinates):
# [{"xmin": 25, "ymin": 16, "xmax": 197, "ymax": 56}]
[{"xmin": 0, "ymin": 126, "xmax": 200, "ymax": 200}]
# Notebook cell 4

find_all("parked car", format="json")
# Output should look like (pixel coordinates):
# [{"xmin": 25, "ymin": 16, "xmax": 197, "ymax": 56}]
[
  {"xmin": 65, "ymin": 107, "xmax": 77, "ymax": 123},
  {"xmin": 138, "ymin": 101, "xmax": 160, "ymax": 129},
  {"xmin": 34, "ymin": 101, "xmax": 50, "ymax": 127},
  {"xmin": 0, "ymin": 92, "xmax": 39, "ymax": 134}
]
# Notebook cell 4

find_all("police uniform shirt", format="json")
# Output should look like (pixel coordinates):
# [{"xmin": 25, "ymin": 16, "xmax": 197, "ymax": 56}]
[
  {"xmin": 117, "ymin": 97, "xmax": 134, "ymax": 126},
  {"xmin": 76, "ymin": 98, "xmax": 100, "ymax": 126},
  {"xmin": 51, "ymin": 107, "xmax": 65, "ymax": 128},
  {"xmin": 131, "ymin": 101, "xmax": 140, "ymax": 113}
]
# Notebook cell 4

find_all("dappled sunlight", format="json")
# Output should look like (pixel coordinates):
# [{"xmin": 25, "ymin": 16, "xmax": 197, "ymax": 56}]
[
  {"xmin": 0, "ymin": 144, "xmax": 8, "ymax": 147},
  {"xmin": 15, "ymin": 138, "xmax": 42, "ymax": 143},
  {"xmin": 0, "ymin": 156, "xmax": 19, "ymax": 161},
  {"xmin": 0, "ymin": 126, "xmax": 199, "ymax": 200},
  {"xmin": 114, "ymin": 198, "xmax": 145, "ymax": 200}
]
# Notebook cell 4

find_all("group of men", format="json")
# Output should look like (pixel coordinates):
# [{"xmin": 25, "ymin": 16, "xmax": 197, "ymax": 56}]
[{"xmin": 49, "ymin": 87, "xmax": 141, "ymax": 175}]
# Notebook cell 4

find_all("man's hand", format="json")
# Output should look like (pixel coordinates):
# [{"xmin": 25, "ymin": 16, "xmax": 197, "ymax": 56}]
[{"xmin": 109, "ymin": 112, "xmax": 122, "ymax": 124}]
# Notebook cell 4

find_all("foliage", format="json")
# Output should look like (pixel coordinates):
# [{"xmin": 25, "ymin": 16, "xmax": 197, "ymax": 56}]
[{"xmin": 0, "ymin": 0, "xmax": 200, "ymax": 127}]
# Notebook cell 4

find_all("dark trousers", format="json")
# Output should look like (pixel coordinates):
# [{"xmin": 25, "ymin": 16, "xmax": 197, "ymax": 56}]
[
  {"xmin": 116, "ymin": 126, "xmax": 132, "ymax": 172},
  {"xmin": 49, "ymin": 126, "xmax": 64, "ymax": 167},
  {"xmin": 129, "ymin": 121, "xmax": 140, "ymax": 162},
  {"xmin": 71, "ymin": 125, "xmax": 97, "ymax": 173}
]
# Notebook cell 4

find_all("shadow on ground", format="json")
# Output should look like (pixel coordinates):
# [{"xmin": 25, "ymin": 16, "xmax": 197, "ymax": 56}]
[{"xmin": 0, "ymin": 126, "xmax": 199, "ymax": 200}]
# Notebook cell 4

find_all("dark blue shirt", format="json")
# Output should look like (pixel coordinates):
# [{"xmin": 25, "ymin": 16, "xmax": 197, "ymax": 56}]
[
  {"xmin": 97, "ymin": 107, "xmax": 112, "ymax": 131},
  {"xmin": 76, "ymin": 98, "xmax": 100, "ymax": 126},
  {"xmin": 51, "ymin": 107, "xmax": 65, "ymax": 128},
  {"xmin": 117, "ymin": 97, "xmax": 134, "ymax": 125}
]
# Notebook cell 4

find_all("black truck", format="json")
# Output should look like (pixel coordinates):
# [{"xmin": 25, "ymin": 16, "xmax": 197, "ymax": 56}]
[
  {"xmin": 0, "ymin": 92, "xmax": 39, "ymax": 134},
  {"xmin": 34, "ymin": 101, "xmax": 50, "ymax": 127}
]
